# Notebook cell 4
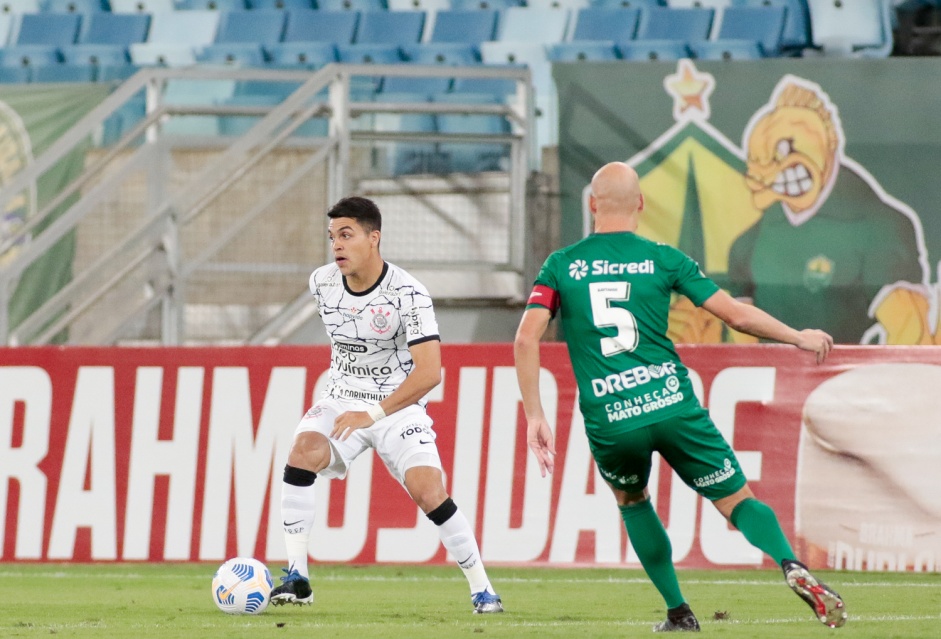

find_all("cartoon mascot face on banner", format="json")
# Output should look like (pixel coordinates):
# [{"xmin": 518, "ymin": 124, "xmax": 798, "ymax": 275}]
[{"xmin": 744, "ymin": 81, "xmax": 841, "ymax": 217}]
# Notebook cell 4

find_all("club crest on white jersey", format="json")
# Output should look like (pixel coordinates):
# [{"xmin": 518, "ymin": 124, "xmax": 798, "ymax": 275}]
[{"xmin": 310, "ymin": 261, "xmax": 439, "ymax": 404}]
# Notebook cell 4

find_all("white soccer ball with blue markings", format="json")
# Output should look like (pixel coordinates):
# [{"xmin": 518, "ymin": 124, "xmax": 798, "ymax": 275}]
[{"xmin": 211, "ymin": 557, "xmax": 273, "ymax": 615}]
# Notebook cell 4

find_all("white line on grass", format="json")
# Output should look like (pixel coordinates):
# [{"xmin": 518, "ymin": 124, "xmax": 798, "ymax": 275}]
[{"xmin": 0, "ymin": 570, "xmax": 938, "ymax": 589}]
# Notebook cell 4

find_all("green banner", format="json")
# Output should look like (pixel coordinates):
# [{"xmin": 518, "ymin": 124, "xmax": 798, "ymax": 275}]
[
  {"xmin": 0, "ymin": 84, "xmax": 112, "ymax": 342},
  {"xmin": 555, "ymin": 58, "xmax": 941, "ymax": 345}
]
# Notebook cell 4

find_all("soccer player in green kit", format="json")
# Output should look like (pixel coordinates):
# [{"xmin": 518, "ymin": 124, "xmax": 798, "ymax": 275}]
[{"xmin": 514, "ymin": 162, "xmax": 847, "ymax": 632}]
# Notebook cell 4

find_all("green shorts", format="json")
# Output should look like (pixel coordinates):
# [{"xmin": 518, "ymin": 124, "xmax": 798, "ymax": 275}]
[{"xmin": 585, "ymin": 403, "xmax": 747, "ymax": 502}]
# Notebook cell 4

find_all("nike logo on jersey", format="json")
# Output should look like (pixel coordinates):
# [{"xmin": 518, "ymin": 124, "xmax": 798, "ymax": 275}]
[
  {"xmin": 283, "ymin": 519, "xmax": 304, "ymax": 527},
  {"xmin": 419, "ymin": 439, "xmax": 433, "ymax": 445}
]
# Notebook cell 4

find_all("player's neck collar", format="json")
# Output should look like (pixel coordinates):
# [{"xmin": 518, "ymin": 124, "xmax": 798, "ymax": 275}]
[{"xmin": 342, "ymin": 261, "xmax": 389, "ymax": 296}]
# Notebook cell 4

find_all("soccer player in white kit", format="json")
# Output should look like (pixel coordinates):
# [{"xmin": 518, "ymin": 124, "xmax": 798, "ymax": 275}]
[{"xmin": 269, "ymin": 196, "xmax": 503, "ymax": 614}]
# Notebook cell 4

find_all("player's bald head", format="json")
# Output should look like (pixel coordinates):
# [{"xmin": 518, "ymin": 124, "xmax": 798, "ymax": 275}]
[{"xmin": 590, "ymin": 162, "xmax": 642, "ymax": 213}]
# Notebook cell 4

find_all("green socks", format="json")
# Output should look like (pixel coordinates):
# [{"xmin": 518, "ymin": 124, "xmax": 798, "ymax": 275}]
[
  {"xmin": 620, "ymin": 500, "xmax": 685, "ymax": 609},
  {"xmin": 618, "ymin": 497, "xmax": 794, "ymax": 611},
  {"xmin": 729, "ymin": 497, "xmax": 795, "ymax": 565}
]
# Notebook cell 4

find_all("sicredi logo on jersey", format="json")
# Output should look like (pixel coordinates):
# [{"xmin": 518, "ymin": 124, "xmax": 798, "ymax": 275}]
[{"xmin": 569, "ymin": 259, "xmax": 655, "ymax": 280}]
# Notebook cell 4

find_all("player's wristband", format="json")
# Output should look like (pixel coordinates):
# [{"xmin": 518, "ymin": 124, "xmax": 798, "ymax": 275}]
[{"xmin": 366, "ymin": 403, "xmax": 386, "ymax": 423}]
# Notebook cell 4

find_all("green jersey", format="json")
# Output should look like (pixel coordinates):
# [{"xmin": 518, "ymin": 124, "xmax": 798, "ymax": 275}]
[{"xmin": 528, "ymin": 232, "xmax": 719, "ymax": 434}]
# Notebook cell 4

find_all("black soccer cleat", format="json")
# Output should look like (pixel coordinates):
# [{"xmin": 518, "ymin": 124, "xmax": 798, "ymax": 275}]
[
  {"xmin": 653, "ymin": 602, "xmax": 701, "ymax": 632},
  {"xmin": 269, "ymin": 567, "xmax": 313, "ymax": 606},
  {"xmin": 783, "ymin": 559, "xmax": 847, "ymax": 628}
]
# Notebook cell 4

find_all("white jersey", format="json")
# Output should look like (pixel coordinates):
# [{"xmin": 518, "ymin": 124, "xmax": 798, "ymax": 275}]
[{"xmin": 309, "ymin": 261, "xmax": 440, "ymax": 406}]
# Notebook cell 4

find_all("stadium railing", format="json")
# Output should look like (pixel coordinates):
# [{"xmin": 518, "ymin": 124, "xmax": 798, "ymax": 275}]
[{"xmin": 0, "ymin": 63, "xmax": 534, "ymax": 345}]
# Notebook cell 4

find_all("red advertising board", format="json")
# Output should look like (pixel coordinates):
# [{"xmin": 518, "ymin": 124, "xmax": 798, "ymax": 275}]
[{"xmin": 1, "ymin": 345, "xmax": 938, "ymax": 572}]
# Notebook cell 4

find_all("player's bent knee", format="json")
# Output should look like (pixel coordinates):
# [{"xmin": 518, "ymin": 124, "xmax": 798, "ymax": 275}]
[
  {"xmin": 288, "ymin": 432, "xmax": 332, "ymax": 472},
  {"xmin": 404, "ymin": 464, "xmax": 448, "ymax": 512},
  {"xmin": 713, "ymin": 485, "xmax": 755, "ymax": 520},
  {"xmin": 609, "ymin": 485, "xmax": 649, "ymax": 507}
]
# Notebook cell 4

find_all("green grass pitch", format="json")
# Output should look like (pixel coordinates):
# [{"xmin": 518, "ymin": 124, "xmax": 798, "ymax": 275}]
[{"xmin": 1, "ymin": 563, "xmax": 939, "ymax": 638}]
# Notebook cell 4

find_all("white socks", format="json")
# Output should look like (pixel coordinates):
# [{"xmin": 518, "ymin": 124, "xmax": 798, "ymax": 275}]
[
  {"xmin": 436, "ymin": 508, "xmax": 492, "ymax": 595},
  {"xmin": 281, "ymin": 480, "xmax": 316, "ymax": 580}
]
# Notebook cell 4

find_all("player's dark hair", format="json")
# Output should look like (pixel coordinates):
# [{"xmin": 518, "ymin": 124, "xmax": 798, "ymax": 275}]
[{"xmin": 327, "ymin": 196, "xmax": 382, "ymax": 233}]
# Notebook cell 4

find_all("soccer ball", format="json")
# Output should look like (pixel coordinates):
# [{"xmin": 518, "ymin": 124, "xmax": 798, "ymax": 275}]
[{"xmin": 211, "ymin": 557, "xmax": 273, "ymax": 615}]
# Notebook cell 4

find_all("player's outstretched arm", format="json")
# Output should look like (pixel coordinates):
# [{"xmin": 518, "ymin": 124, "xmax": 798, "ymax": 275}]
[
  {"xmin": 701, "ymin": 290, "xmax": 834, "ymax": 364},
  {"xmin": 514, "ymin": 308, "xmax": 557, "ymax": 476}
]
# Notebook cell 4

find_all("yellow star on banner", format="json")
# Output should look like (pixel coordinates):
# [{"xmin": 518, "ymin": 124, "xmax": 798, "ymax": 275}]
[{"xmin": 664, "ymin": 59, "xmax": 715, "ymax": 121}]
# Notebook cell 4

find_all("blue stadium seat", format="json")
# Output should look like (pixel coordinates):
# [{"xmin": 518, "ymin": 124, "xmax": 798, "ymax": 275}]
[
  {"xmin": 355, "ymin": 10, "xmax": 425, "ymax": 45},
  {"xmin": 689, "ymin": 38, "xmax": 762, "ymax": 58},
  {"xmin": 143, "ymin": 10, "xmax": 220, "ymax": 45},
  {"xmin": 110, "ymin": 0, "xmax": 175, "ymax": 11},
  {"xmin": 380, "ymin": 73, "xmax": 451, "ymax": 96},
  {"xmin": 130, "ymin": 43, "xmax": 199, "ymax": 65},
  {"xmin": 11, "ymin": 14, "xmax": 82, "ymax": 46},
  {"xmin": 215, "ymin": 10, "xmax": 285, "ymax": 43},
  {"xmin": 198, "ymin": 42, "xmax": 266, "ymax": 64},
  {"xmin": 0, "ymin": 0, "xmax": 41, "ymax": 13},
  {"xmin": 317, "ymin": 0, "xmax": 386, "ymax": 10},
  {"xmin": 161, "ymin": 77, "xmax": 235, "ymax": 132},
  {"xmin": 339, "ymin": 10, "xmax": 422, "ymax": 85},
  {"xmin": 336, "ymin": 42, "xmax": 403, "ymax": 62},
  {"xmin": 497, "ymin": 7, "xmax": 570, "ymax": 43},
  {"xmin": 732, "ymin": 0, "xmax": 810, "ymax": 52},
  {"xmin": 130, "ymin": 11, "xmax": 219, "ymax": 65},
  {"xmin": 618, "ymin": 38, "xmax": 689, "ymax": 59},
  {"xmin": 0, "ymin": 66, "xmax": 31, "ymax": 82},
  {"xmin": 0, "ymin": 45, "xmax": 61, "ymax": 68},
  {"xmin": 63, "ymin": 43, "xmax": 131, "ymax": 66},
  {"xmin": 479, "ymin": 39, "xmax": 548, "ymax": 66},
  {"xmin": 588, "ymin": 0, "xmax": 663, "ymax": 8},
  {"xmin": 547, "ymin": 40, "xmax": 619, "ymax": 60},
  {"xmin": 667, "ymin": 0, "xmax": 728, "ymax": 8},
  {"xmin": 430, "ymin": 10, "xmax": 498, "ymax": 43},
  {"xmin": 45, "ymin": 0, "xmax": 109, "ymax": 12},
  {"xmin": 404, "ymin": 42, "xmax": 481, "ymax": 65},
  {"xmin": 479, "ymin": 39, "xmax": 552, "ymax": 102},
  {"xmin": 805, "ymin": 0, "xmax": 893, "ymax": 57},
  {"xmin": 372, "ymin": 94, "xmax": 442, "ymax": 175},
  {"xmin": 247, "ymin": 0, "xmax": 312, "ymax": 8},
  {"xmin": 32, "ymin": 63, "xmax": 96, "ymax": 82},
  {"xmin": 66, "ymin": 13, "xmax": 146, "ymax": 73},
  {"xmin": 450, "ymin": 74, "xmax": 516, "ymax": 96},
  {"xmin": 570, "ymin": 7, "xmax": 641, "ymax": 41},
  {"xmin": 283, "ymin": 9, "xmax": 359, "ymax": 44},
  {"xmin": 435, "ymin": 92, "xmax": 510, "ymax": 173},
  {"xmin": 636, "ymin": 6, "xmax": 713, "ymax": 40},
  {"xmin": 387, "ymin": 0, "xmax": 448, "ymax": 10},
  {"xmin": 79, "ymin": 13, "xmax": 151, "ymax": 46},
  {"xmin": 174, "ymin": 0, "xmax": 248, "ymax": 9},
  {"xmin": 528, "ymin": 0, "xmax": 588, "ymax": 9},
  {"xmin": 337, "ymin": 43, "xmax": 403, "ymax": 97},
  {"xmin": 717, "ymin": 5, "xmax": 785, "ymax": 56},
  {"xmin": 450, "ymin": 0, "xmax": 523, "ymax": 9},
  {"xmin": 266, "ymin": 41, "xmax": 336, "ymax": 66}
]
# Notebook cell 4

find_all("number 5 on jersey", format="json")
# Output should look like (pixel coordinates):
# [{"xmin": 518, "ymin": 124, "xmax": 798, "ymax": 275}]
[{"xmin": 589, "ymin": 281, "xmax": 639, "ymax": 356}]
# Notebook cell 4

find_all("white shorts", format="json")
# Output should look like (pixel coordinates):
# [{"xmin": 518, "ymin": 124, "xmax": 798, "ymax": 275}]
[{"xmin": 294, "ymin": 397, "xmax": 442, "ymax": 484}]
